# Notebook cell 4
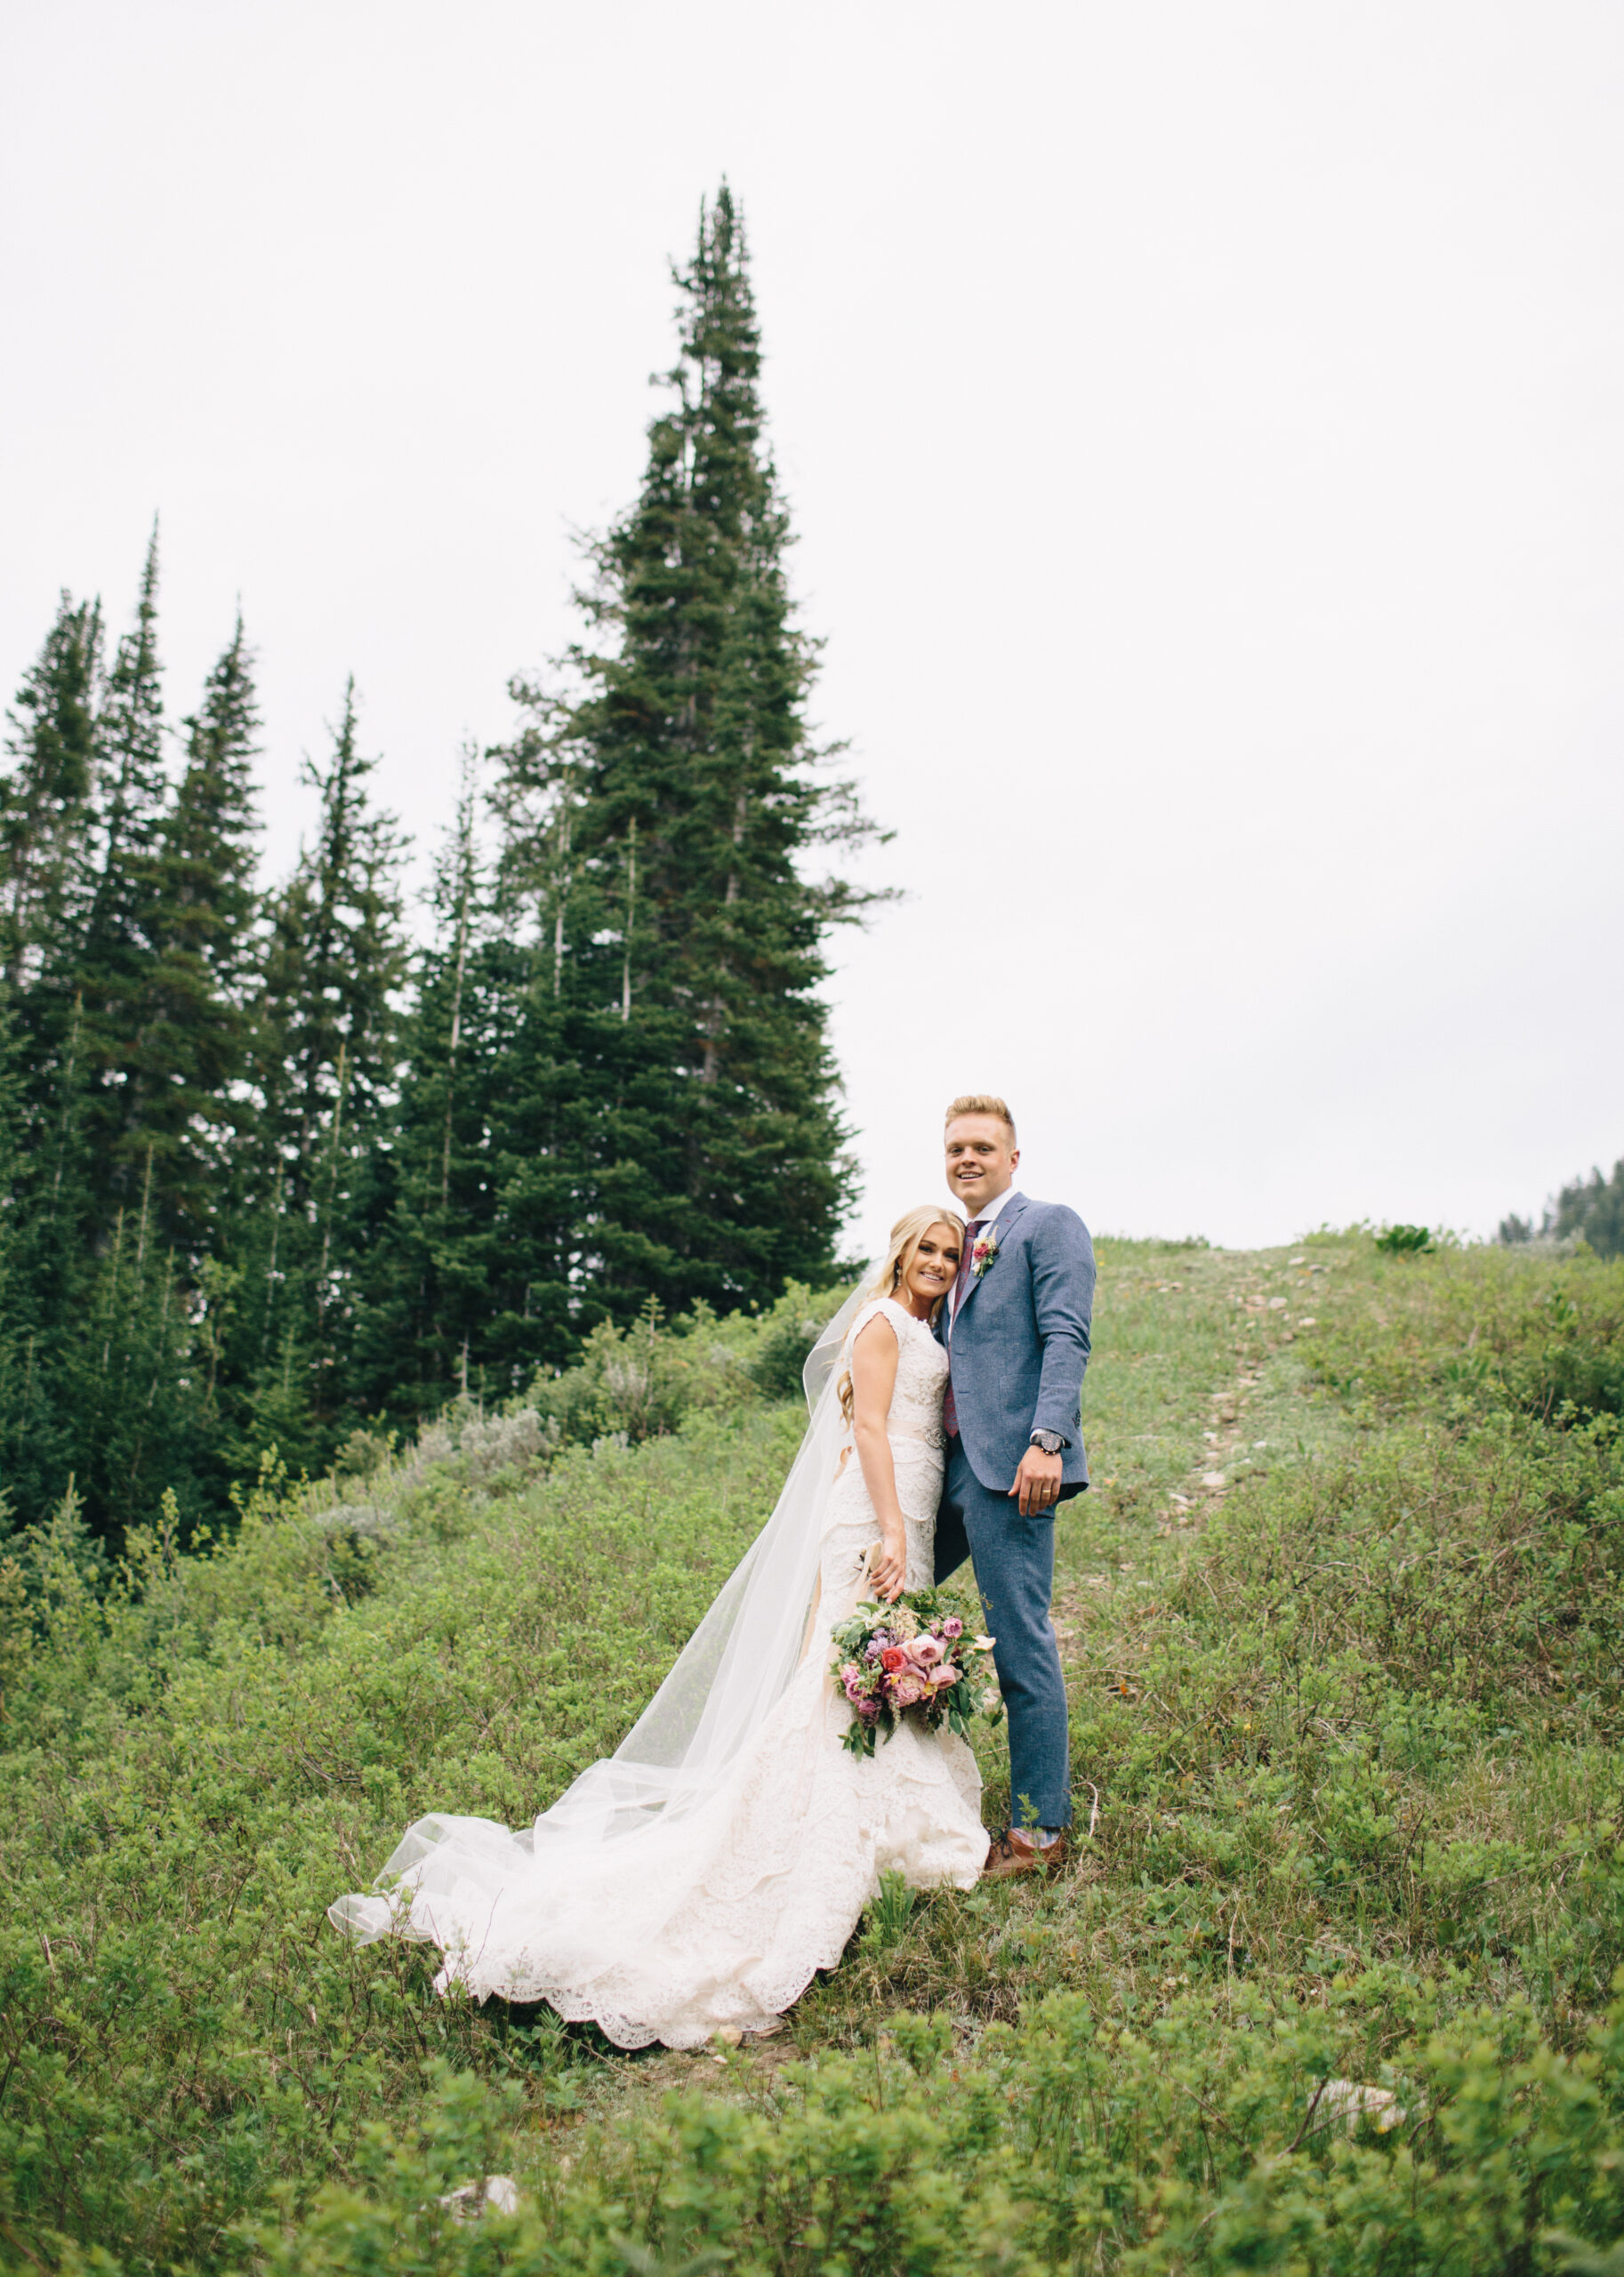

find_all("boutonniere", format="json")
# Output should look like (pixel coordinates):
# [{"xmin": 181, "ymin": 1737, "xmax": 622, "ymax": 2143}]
[{"xmin": 970, "ymin": 1226, "xmax": 1001, "ymax": 1279}]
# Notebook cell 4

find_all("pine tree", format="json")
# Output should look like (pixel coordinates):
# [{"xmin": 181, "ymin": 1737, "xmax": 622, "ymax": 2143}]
[
  {"xmin": 3, "ymin": 558, "xmax": 266, "ymax": 1541},
  {"xmin": 497, "ymin": 185, "xmax": 881, "ymax": 1324},
  {"xmin": 0, "ymin": 983, "xmax": 25, "ymax": 1504},
  {"xmin": 138, "ymin": 614, "xmax": 262, "ymax": 1249},
  {"xmin": 283, "ymin": 681, "xmax": 407, "ymax": 1220},
  {"xmin": 0, "ymin": 592, "xmax": 102, "ymax": 993},
  {"xmin": 226, "ymin": 680, "xmax": 407, "ymax": 1460},
  {"xmin": 347, "ymin": 754, "xmax": 527, "ymax": 1418},
  {"xmin": 481, "ymin": 722, "xmax": 600, "ymax": 1370},
  {"xmin": 1552, "ymin": 1161, "xmax": 1624, "ymax": 1259},
  {"xmin": 56, "ymin": 1179, "xmax": 204, "ymax": 1537},
  {"xmin": 0, "ymin": 595, "xmax": 107, "ymax": 1529},
  {"xmin": 78, "ymin": 523, "xmax": 174, "ymax": 1228},
  {"xmin": 0, "ymin": 588, "xmax": 106, "ymax": 1310}
]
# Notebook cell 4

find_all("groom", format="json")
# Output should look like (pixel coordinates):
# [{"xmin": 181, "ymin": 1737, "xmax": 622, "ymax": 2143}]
[{"xmin": 932, "ymin": 1094, "xmax": 1096, "ymax": 1880}]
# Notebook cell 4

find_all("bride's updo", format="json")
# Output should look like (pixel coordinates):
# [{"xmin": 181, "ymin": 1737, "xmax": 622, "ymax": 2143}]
[{"xmin": 836, "ymin": 1205, "xmax": 965, "ymax": 1424}]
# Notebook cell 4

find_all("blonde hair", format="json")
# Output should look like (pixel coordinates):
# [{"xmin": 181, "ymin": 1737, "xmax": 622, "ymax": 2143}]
[
  {"xmin": 945, "ymin": 1092, "xmax": 1017, "ymax": 1144},
  {"xmin": 837, "ymin": 1205, "xmax": 965, "ymax": 1425}
]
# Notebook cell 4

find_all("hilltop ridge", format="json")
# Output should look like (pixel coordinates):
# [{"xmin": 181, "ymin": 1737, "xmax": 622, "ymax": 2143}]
[{"xmin": 2, "ymin": 1235, "xmax": 1622, "ymax": 2272}]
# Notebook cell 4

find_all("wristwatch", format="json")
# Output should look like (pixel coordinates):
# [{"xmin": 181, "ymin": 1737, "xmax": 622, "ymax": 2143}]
[{"xmin": 1028, "ymin": 1429, "xmax": 1068, "ymax": 1456}]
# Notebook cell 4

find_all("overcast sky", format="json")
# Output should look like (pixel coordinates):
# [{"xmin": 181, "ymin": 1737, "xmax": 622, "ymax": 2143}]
[{"xmin": 4, "ymin": 2, "xmax": 1620, "ymax": 1260}]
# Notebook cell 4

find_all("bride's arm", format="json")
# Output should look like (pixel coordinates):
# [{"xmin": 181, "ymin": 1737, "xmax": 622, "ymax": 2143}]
[{"xmin": 849, "ymin": 1316, "xmax": 908, "ymax": 1601}]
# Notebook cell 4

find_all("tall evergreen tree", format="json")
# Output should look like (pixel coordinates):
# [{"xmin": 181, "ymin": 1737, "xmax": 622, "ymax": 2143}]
[
  {"xmin": 280, "ymin": 682, "xmax": 407, "ymax": 1215},
  {"xmin": 225, "ymin": 680, "xmax": 408, "ymax": 1464},
  {"xmin": 479, "ymin": 725, "xmax": 599, "ymax": 1369},
  {"xmin": 496, "ymin": 184, "xmax": 881, "ymax": 1326},
  {"xmin": 0, "ymin": 593, "xmax": 102, "ymax": 993},
  {"xmin": 78, "ymin": 523, "xmax": 174, "ymax": 1228},
  {"xmin": 54, "ymin": 1181, "xmax": 205, "ymax": 1538},
  {"xmin": 1554, "ymin": 1160, "xmax": 1624, "ymax": 1259},
  {"xmin": 0, "ymin": 982, "xmax": 25, "ymax": 1518},
  {"xmin": 138, "ymin": 614, "xmax": 263, "ymax": 1249},
  {"xmin": 1503, "ymin": 1159, "xmax": 1624, "ymax": 1259},
  {"xmin": 0, "ymin": 596, "xmax": 107, "ymax": 1526},
  {"xmin": 348, "ymin": 755, "xmax": 526, "ymax": 1419}
]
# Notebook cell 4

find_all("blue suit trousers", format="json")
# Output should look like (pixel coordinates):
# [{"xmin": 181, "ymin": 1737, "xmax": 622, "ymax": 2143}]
[{"xmin": 934, "ymin": 1438, "xmax": 1072, "ymax": 1830}]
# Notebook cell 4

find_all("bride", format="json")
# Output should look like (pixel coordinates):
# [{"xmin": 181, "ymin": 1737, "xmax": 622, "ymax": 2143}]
[{"xmin": 329, "ymin": 1207, "xmax": 989, "ymax": 2049}]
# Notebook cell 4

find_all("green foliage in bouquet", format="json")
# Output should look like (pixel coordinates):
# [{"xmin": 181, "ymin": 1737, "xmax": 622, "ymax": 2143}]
[{"xmin": 828, "ymin": 1586, "xmax": 1002, "ymax": 1758}]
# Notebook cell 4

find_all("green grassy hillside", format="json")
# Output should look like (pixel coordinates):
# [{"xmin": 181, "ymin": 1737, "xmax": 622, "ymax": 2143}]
[{"xmin": 3, "ymin": 1238, "xmax": 1622, "ymax": 2273}]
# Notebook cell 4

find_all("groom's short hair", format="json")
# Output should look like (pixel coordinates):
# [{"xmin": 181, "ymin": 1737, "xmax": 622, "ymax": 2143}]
[{"xmin": 945, "ymin": 1093, "xmax": 1017, "ymax": 1144}]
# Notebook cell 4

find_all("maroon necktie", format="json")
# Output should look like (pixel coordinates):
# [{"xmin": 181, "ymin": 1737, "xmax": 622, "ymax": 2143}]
[{"xmin": 941, "ymin": 1219, "xmax": 982, "ymax": 1439}]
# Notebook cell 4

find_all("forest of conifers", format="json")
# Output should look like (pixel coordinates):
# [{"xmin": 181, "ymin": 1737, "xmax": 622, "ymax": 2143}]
[{"xmin": 0, "ymin": 189, "xmax": 875, "ymax": 1549}]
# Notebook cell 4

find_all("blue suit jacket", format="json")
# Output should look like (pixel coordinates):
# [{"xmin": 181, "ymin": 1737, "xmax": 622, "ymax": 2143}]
[{"xmin": 935, "ymin": 1192, "xmax": 1096, "ymax": 1496}]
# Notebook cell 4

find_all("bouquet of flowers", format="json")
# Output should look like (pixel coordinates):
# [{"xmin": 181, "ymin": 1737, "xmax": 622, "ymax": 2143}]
[{"xmin": 828, "ymin": 1587, "xmax": 1003, "ymax": 1758}]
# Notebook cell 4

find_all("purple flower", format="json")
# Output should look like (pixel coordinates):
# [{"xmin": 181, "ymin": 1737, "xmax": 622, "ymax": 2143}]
[{"xmin": 941, "ymin": 1615, "xmax": 964, "ymax": 1639}]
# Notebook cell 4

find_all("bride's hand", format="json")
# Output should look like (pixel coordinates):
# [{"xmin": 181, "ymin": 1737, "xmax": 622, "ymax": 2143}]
[{"xmin": 871, "ymin": 1529, "xmax": 907, "ymax": 1602}]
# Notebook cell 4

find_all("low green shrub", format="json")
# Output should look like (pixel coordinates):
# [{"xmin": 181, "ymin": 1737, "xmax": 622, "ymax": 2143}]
[
  {"xmin": 232, "ymin": 1987, "xmax": 1624, "ymax": 2276},
  {"xmin": 1302, "ymin": 1244, "xmax": 1624, "ymax": 1428},
  {"xmin": 1375, "ymin": 1224, "xmax": 1436, "ymax": 1256},
  {"xmin": 524, "ymin": 1283, "xmax": 847, "ymax": 1451}
]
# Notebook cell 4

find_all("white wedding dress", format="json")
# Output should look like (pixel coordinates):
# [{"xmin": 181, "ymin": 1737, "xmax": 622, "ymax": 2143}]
[{"xmin": 330, "ymin": 1294, "xmax": 986, "ymax": 2048}]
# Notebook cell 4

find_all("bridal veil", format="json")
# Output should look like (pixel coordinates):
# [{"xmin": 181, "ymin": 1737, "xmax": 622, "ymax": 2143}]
[{"xmin": 328, "ymin": 1284, "xmax": 867, "ymax": 1951}]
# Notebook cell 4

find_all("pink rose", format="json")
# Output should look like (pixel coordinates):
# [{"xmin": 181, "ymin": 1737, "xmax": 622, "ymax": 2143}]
[
  {"xmin": 910, "ymin": 1636, "xmax": 944, "ymax": 1668},
  {"xmin": 941, "ymin": 1615, "xmax": 964, "ymax": 1639},
  {"xmin": 934, "ymin": 1663, "xmax": 961, "ymax": 1687},
  {"xmin": 892, "ymin": 1673, "xmax": 927, "ymax": 1707}
]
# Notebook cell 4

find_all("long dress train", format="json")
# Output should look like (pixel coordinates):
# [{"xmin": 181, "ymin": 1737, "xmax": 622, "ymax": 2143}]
[{"xmin": 329, "ymin": 1295, "xmax": 985, "ymax": 2049}]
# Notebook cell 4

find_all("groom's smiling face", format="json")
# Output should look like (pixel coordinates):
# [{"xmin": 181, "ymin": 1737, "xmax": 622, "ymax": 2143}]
[{"xmin": 945, "ymin": 1114, "xmax": 1019, "ymax": 1217}]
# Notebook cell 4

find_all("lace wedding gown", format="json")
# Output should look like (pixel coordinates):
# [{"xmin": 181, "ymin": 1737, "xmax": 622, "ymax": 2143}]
[{"xmin": 330, "ymin": 1295, "xmax": 985, "ymax": 2048}]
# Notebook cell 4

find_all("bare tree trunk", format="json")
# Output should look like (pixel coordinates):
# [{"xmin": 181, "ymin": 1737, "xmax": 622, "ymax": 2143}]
[
  {"xmin": 620, "ymin": 818, "xmax": 637, "ymax": 1022},
  {"xmin": 551, "ymin": 811, "xmax": 571, "ymax": 999},
  {"xmin": 439, "ymin": 772, "xmax": 477, "ymax": 1210},
  {"xmin": 260, "ymin": 1192, "xmax": 281, "ymax": 1363},
  {"xmin": 134, "ymin": 1145, "xmax": 154, "ymax": 1268},
  {"xmin": 100, "ymin": 1207, "xmax": 125, "ymax": 1377},
  {"xmin": 48, "ymin": 991, "xmax": 83, "ymax": 1212},
  {"xmin": 317, "ymin": 1037, "xmax": 349, "ymax": 1322},
  {"xmin": 700, "ymin": 794, "xmax": 748, "ymax": 1082}
]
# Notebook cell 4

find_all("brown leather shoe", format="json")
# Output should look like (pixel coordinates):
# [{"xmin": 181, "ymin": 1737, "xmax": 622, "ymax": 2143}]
[{"xmin": 982, "ymin": 1828, "xmax": 1069, "ymax": 1880}]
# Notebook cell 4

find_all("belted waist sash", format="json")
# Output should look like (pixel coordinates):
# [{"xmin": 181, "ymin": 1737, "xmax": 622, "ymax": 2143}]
[{"xmin": 888, "ymin": 1417, "xmax": 945, "ymax": 1447}]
